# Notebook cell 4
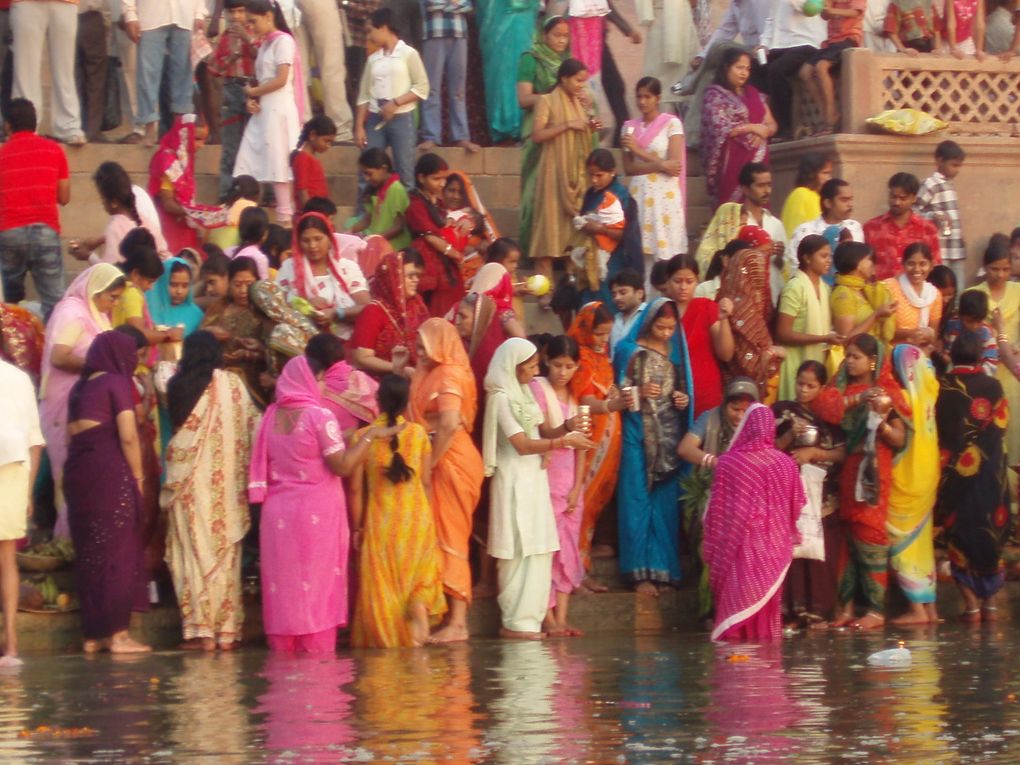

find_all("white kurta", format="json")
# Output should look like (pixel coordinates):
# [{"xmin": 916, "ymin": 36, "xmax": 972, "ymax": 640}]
[
  {"xmin": 234, "ymin": 34, "xmax": 301, "ymax": 184},
  {"xmin": 638, "ymin": 0, "xmax": 699, "ymax": 105}
]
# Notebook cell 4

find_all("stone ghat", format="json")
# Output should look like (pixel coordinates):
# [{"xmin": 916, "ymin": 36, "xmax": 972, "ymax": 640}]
[{"xmin": 13, "ymin": 556, "xmax": 1014, "ymax": 654}]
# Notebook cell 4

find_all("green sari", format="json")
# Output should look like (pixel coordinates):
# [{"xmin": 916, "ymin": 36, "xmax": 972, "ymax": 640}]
[{"xmin": 518, "ymin": 39, "xmax": 568, "ymax": 254}]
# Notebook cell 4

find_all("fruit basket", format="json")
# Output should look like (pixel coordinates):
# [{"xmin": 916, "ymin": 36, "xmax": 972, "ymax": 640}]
[{"xmin": 16, "ymin": 539, "xmax": 74, "ymax": 572}]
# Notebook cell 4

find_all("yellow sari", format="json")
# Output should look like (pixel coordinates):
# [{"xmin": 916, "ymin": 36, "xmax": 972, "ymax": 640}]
[{"xmin": 887, "ymin": 344, "xmax": 940, "ymax": 604}]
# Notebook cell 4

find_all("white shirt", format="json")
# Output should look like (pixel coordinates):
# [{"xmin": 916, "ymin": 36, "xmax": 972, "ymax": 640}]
[
  {"xmin": 0, "ymin": 360, "xmax": 45, "ymax": 468},
  {"xmin": 121, "ymin": 0, "xmax": 206, "ymax": 32},
  {"xmin": 699, "ymin": 0, "xmax": 773, "ymax": 57},
  {"xmin": 789, "ymin": 215, "xmax": 865, "ymax": 258},
  {"xmin": 761, "ymin": 0, "xmax": 826, "ymax": 50},
  {"xmin": 357, "ymin": 40, "xmax": 430, "ymax": 114}
]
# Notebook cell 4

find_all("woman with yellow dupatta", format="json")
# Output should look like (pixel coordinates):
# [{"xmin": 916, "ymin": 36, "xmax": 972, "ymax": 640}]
[
  {"xmin": 886, "ymin": 344, "xmax": 940, "ymax": 625},
  {"xmin": 830, "ymin": 242, "xmax": 897, "ymax": 348},
  {"xmin": 528, "ymin": 58, "xmax": 599, "ymax": 296},
  {"xmin": 409, "ymin": 318, "xmax": 485, "ymax": 643},
  {"xmin": 567, "ymin": 301, "xmax": 627, "ymax": 587}
]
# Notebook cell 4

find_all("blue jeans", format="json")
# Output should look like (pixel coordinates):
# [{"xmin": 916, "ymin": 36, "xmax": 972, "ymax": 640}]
[
  {"xmin": 136, "ymin": 24, "xmax": 193, "ymax": 126},
  {"xmin": 219, "ymin": 80, "xmax": 248, "ymax": 201},
  {"xmin": 421, "ymin": 37, "xmax": 469, "ymax": 143},
  {"xmin": 0, "ymin": 224, "xmax": 64, "ymax": 320},
  {"xmin": 366, "ymin": 111, "xmax": 416, "ymax": 188}
]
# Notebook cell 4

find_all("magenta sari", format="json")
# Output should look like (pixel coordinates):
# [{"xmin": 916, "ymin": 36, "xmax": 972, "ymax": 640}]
[
  {"xmin": 703, "ymin": 404, "xmax": 805, "ymax": 642},
  {"xmin": 249, "ymin": 356, "xmax": 349, "ymax": 649},
  {"xmin": 700, "ymin": 83, "xmax": 769, "ymax": 208},
  {"xmin": 320, "ymin": 360, "xmax": 379, "ymax": 433}
]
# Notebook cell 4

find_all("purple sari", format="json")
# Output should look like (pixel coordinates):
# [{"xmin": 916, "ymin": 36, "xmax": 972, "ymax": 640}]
[{"xmin": 700, "ymin": 83, "xmax": 769, "ymax": 208}]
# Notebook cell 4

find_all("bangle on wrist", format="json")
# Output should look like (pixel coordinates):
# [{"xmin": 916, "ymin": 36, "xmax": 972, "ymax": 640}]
[
  {"xmin": 444, "ymin": 243, "xmax": 452, "ymax": 255},
  {"xmin": 998, "ymin": 333, "xmax": 1009, "ymax": 343}
]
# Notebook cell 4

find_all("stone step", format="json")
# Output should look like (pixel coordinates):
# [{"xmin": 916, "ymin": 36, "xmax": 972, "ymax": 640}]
[{"xmin": 13, "ymin": 573, "xmax": 1000, "ymax": 655}]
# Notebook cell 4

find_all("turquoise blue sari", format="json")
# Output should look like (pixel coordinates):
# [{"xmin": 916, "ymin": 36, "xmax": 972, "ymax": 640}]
[
  {"xmin": 476, "ymin": 0, "xmax": 540, "ymax": 141},
  {"xmin": 613, "ymin": 298, "xmax": 693, "ymax": 587}
]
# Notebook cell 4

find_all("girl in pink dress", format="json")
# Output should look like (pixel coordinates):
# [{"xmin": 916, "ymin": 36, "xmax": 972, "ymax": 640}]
[
  {"xmin": 530, "ymin": 335, "xmax": 588, "ymax": 637},
  {"xmin": 248, "ymin": 355, "xmax": 396, "ymax": 651}
]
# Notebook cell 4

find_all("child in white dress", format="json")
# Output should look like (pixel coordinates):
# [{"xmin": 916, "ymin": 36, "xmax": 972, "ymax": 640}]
[{"xmin": 233, "ymin": 0, "xmax": 302, "ymax": 222}]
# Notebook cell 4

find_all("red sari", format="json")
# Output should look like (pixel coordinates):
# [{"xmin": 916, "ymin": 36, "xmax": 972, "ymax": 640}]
[
  {"xmin": 350, "ymin": 251, "xmax": 429, "ymax": 371},
  {"xmin": 681, "ymin": 297, "xmax": 724, "ymax": 416},
  {"xmin": 406, "ymin": 190, "xmax": 466, "ymax": 318}
]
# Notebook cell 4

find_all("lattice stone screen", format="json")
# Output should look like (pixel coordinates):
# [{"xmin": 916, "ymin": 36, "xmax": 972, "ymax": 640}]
[{"xmin": 840, "ymin": 48, "xmax": 1020, "ymax": 136}]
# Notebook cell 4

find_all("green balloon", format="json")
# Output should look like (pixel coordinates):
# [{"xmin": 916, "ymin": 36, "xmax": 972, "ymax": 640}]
[{"xmin": 803, "ymin": 0, "xmax": 823, "ymax": 16}]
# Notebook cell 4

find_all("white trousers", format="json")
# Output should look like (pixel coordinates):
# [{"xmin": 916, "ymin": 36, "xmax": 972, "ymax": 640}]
[
  {"xmin": 295, "ymin": 0, "xmax": 352, "ymax": 137},
  {"xmin": 11, "ymin": 1, "xmax": 83, "ymax": 139},
  {"xmin": 497, "ymin": 552, "xmax": 553, "ymax": 633}
]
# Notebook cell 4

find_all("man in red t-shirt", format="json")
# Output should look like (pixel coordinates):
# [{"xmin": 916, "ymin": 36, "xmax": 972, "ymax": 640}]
[
  {"xmin": 0, "ymin": 99, "xmax": 71, "ymax": 319},
  {"xmin": 863, "ymin": 172, "xmax": 941, "ymax": 281}
]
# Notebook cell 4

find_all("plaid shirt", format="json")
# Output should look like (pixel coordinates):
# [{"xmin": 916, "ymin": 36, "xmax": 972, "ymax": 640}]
[
  {"xmin": 422, "ymin": 0, "xmax": 471, "ymax": 39},
  {"xmin": 342, "ymin": 0, "xmax": 381, "ymax": 48},
  {"xmin": 863, "ymin": 211, "xmax": 942, "ymax": 280},
  {"xmin": 914, "ymin": 171, "xmax": 965, "ymax": 262},
  {"xmin": 207, "ymin": 27, "xmax": 256, "ymax": 79}
]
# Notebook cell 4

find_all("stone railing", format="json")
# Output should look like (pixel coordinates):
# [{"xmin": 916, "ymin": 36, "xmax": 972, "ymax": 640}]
[{"xmin": 839, "ymin": 48, "xmax": 1020, "ymax": 136}]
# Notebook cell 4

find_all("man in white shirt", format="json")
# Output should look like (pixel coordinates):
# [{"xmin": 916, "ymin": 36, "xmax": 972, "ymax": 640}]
[
  {"xmin": 760, "ymin": 0, "xmax": 826, "ymax": 140},
  {"xmin": 789, "ymin": 177, "xmax": 865, "ymax": 257},
  {"xmin": 695, "ymin": 162, "xmax": 790, "ymax": 305},
  {"xmin": 0, "ymin": 358, "xmax": 45, "ymax": 667},
  {"xmin": 119, "ymin": 0, "xmax": 206, "ymax": 145},
  {"xmin": 354, "ymin": 7, "xmax": 429, "ymax": 187}
]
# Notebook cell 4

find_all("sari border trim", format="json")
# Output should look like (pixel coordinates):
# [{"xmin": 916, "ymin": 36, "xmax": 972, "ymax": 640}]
[{"xmin": 710, "ymin": 562, "xmax": 790, "ymax": 643}]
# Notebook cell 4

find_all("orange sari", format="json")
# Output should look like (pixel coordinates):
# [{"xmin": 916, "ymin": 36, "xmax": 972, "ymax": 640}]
[
  {"xmin": 567, "ymin": 302, "xmax": 622, "ymax": 570},
  {"xmin": 410, "ymin": 318, "xmax": 485, "ymax": 602}
]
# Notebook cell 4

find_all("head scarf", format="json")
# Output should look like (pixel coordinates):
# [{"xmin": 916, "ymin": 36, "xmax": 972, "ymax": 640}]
[
  {"xmin": 248, "ymin": 355, "xmax": 327, "ymax": 502},
  {"xmin": 146, "ymin": 257, "xmax": 204, "ymax": 336},
  {"xmin": 250, "ymin": 280, "xmax": 318, "ymax": 359},
  {"xmin": 468, "ymin": 262, "xmax": 515, "ymax": 313},
  {"xmin": 482, "ymin": 337, "xmax": 542, "ymax": 476},
  {"xmin": 704, "ymin": 402, "xmax": 805, "ymax": 641},
  {"xmin": 149, "ymin": 115, "xmax": 198, "ymax": 206},
  {"xmin": 369, "ymin": 250, "xmax": 430, "ymax": 359},
  {"xmin": 736, "ymin": 225, "xmax": 772, "ymax": 250},
  {"xmin": 41, "ymin": 263, "xmax": 124, "ymax": 396},
  {"xmin": 530, "ymin": 17, "xmax": 570, "ymax": 95},
  {"xmin": 567, "ymin": 300, "xmax": 614, "ymax": 401},
  {"xmin": 412, "ymin": 317, "xmax": 479, "ymax": 431},
  {"xmin": 289, "ymin": 212, "xmax": 353, "ymax": 300},
  {"xmin": 445, "ymin": 172, "xmax": 500, "ymax": 242},
  {"xmin": 323, "ymin": 360, "xmax": 379, "ymax": 424},
  {"xmin": 68, "ymin": 330, "xmax": 139, "ymax": 414}
]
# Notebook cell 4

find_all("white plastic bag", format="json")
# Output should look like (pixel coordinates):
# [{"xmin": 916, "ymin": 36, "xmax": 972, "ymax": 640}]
[{"xmin": 793, "ymin": 463, "xmax": 826, "ymax": 561}]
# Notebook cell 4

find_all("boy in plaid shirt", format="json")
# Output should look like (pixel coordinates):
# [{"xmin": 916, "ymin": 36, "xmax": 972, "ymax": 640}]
[
  {"xmin": 208, "ymin": 0, "xmax": 257, "ymax": 201},
  {"xmin": 915, "ymin": 140, "xmax": 966, "ymax": 286}
]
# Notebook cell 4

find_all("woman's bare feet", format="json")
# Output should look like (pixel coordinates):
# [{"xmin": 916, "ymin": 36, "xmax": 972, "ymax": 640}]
[
  {"xmin": 890, "ymin": 604, "xmax": 929, "ymax": 626},
  {"xmin": 634, "ymin": 581, "xmax": 659, "ymax": 598},
  {"xmin": 581, "ymin": 576, "xmax": 608, "ymax": 593},
  {"xmin": 852, "ymin": 612, "xmax": 885, "ymax": 631},
  {"xmin": 408, "ymin": 603, "xmax": 431, "ymax": 646},
  {"xmin": 180, "ymin": 638, "xmax": 216, "ymax": 651},
  {"xmin": 428, "ymin": 623, "xmax": 470, "ymax": 644},
  {"xmin": 110, "ymin": 632, "xmax": 152, "ymax": 654},
  {"xmin": 981, "ymin": 605, "xmax": 999, "ymax": 623},
  {"xmin": 563, "ymin": 624, "xmax": 584, "ymax": 638},
  {"xmin": 0, "ymin": 654, "xmax": 23, "ymax": 668},
  {"xmin": 499, "ymin": 627, "xmax": 545, "ymax": 641},
  {"xmin": 959, "ymin": 608, "xmax": 981, "ymax": 624},
  {"xmin": 82, "ymin": 639, "xmax": 103, "ymax": 654}
]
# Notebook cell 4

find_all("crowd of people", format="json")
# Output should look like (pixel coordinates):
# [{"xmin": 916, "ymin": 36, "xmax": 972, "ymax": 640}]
[{"xmin": 0, "ymin": 0, "xmax": 1018, "ymax": 663}]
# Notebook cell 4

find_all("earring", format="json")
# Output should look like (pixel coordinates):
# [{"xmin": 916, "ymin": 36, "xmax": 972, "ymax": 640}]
[{"xmin": 869, "ymin": 360, "xmax": 877, "ymax": 372}]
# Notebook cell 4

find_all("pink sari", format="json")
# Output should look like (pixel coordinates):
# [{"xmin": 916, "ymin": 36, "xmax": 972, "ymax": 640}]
[
  {"xmin": 249, "ymin": 356, "xmax": 349, "ymax": 646},
  {"xmin": 700, "ymin": 84, "xmax": 769, "ymax": 208},
  {"xmin": 39, "ymin": 263, "xmax": 123, "ymax": 537},
  {"xmin": 320, "ymin": 360, "xmax": 379, "ymax": 432},
  {"xmin": 703, "ymin": 404, "xmax": 805, "ymax": 642}
]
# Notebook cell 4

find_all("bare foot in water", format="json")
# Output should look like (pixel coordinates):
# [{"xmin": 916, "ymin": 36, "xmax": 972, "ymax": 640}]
[
  {"xmin": 83, "ymin": 640, "xmax": 103, "ymax": 654},
  {"xmin": 563, "ymin": 624, "xmax": 584, "ymax": 638},
  {"xmin": 829, "ymin": 608, "xmax": 855, "ymax": 628},
  {"xmin": 428, "ymin": 623, "xmax": 470, "ymax": 644},
  {"xmin": 634, "ymin": 581, "xmax": 659, "ymax": 598},
  {"xmin": 499, "ymin": 627, "xmax": 545, "ymax": 641},
  {"xmin": 180, "ymin": 638, "xmax": 216, "ymax": 651},
  {"xmin": 890, "ymin": 604, "xmax": 929, "ymax": 626},
  {"xmin": 110, "ymin": 635, "xmax": 152, "ymax": 654},
  {"xmin": 408, "ymin": 604, "xmax": 431, "ymax": 646},
  {"xmin": 852, "ymin": 612, "xmax": 885, "ymax": 631}
]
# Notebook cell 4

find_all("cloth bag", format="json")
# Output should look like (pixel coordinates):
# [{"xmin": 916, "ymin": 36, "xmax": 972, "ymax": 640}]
[{"xmin": 793, "ymin": 462, "xmax": 826, "ymax": 561}]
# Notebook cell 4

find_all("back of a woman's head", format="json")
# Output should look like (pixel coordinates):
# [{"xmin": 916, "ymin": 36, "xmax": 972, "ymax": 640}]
[
  {"xmin": 377, "ymin": 374, "xmax": 415, "ymax": 484},
  {"xmin": 167, "ymin": 330, "xmax": 223, "ymax": 429},
  {"xmin": 121, "ymin": 246, "xmax": 165, "ymax": 281},
  {"xmin": 120, "ymin": 226, "xmax": 157, "ymax": 261},
  {"xmin": 306, "ymin": 333, "xmax": 345, "ymax": 374},
  {"xmin": 239, "ymin": 206, "xmax": 270, "ymax": 245},
  {"xmin": 93, "ymin": 161, "xmax": 136, "ymax": 215}
]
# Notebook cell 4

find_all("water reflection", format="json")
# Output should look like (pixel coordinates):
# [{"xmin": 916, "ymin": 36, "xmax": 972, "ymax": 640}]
[{"xmin": 3, "ymin": 627, "xmax": 1020, "ymax": 762}]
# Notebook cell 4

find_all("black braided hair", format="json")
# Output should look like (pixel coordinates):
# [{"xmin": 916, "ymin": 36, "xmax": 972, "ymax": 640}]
[{"xmin": 377, "ymin": 374, "xmax": 414, "ymax": 484}]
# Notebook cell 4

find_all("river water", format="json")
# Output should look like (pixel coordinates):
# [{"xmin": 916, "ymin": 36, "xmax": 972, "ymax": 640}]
[{"xmin": 2, "ymin": 626, "xmax": 1019, "ymax": 763}]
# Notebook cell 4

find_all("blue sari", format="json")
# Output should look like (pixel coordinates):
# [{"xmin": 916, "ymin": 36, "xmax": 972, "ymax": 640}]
[{"xmin": 613, "ymin": 297, "xmax": 692, "ymax": 587}]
